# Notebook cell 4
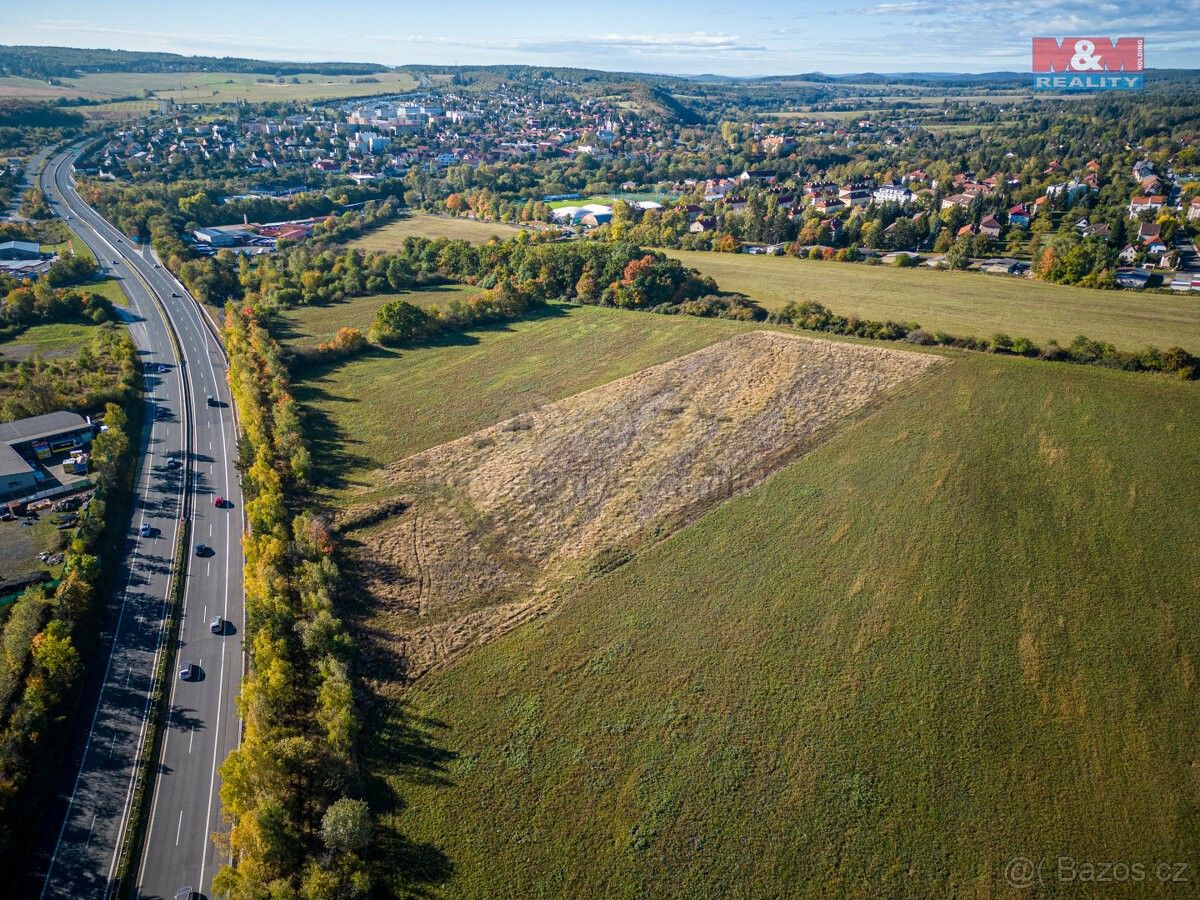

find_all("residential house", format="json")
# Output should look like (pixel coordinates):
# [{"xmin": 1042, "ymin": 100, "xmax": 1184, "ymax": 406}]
[
  {"xmin": 1189, "ymin": 197, "xmax": 1200, "ymax": 221},
  {"xmin": 761, "ymin": 135, "xmax": 796, "ymax": 156},
  {"xmin": 941, "ymin": 193, "xmax": 975, "ymax": 211},
  {"xmin": 979, "ymin": 215, "xmax": 1002, "ymax": 239},
  {"xmin": 689, "ymin": 217, "xmax": 717, "ymax": 233},
  {"xmin": 1008, "ymin": 204, "xmax": 1031, "ymax": 228},
  {"xmin": 873, "ymin": 182, "xmax": 913, "ymax": 204},
  {"xmin": 1139, "ymin": 175, "xmax": 1165, "ymax": 196},
  {"xmin": 1128, "ymin": 195, "xmax": 1165, "ymax": 217},
  {"xmin": 1045, "ymin": 179, "xmax": 1092, "ymax": 203},
  {"xmin": 976, "ymin": 258, "xmax": 1025, "ymax": 275},
  {"xmin": 838, "ymin": 184, "xmax": 873, "ymax": 207},
  {"xmin": 813, "ymin": 197, "xmax": 846, "ymax": 214}
]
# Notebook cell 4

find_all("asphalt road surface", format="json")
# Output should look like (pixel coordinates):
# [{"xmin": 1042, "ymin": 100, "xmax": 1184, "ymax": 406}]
[{"xmin": 33, "ymin": 149, "xmax": 245, "ymax": 900}]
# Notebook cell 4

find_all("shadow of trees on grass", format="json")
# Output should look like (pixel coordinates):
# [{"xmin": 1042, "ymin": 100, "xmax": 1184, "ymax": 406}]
[{"xmin": 363, "ymin": 698, "xmax": 457, "ymax": 893}]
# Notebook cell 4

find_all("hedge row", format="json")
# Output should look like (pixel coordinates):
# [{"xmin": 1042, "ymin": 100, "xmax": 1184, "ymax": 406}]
[
  {"xmin": 214, "ymin": 308, "xmax": 370, "ymax": 899},
  {"xmin": 776, "ymin": 300, "xmax": 1198, "ymax": 379}
]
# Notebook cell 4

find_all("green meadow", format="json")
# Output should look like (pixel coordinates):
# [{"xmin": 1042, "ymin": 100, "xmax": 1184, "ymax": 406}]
[
  {"xmin": 363, "ymin": 349, "xmax": 1200, "ymax": 897},
  {"xmin": 667, "ymin": 249, "xmax": 1200, "ymax": 353}
]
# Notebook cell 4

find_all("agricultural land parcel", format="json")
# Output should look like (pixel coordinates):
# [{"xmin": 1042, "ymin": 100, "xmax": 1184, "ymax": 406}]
[
  {"xmin": 283, "ymin": 292, "xmax": 1199, "ymax": 895},
  {"xmin": 0, "ymin": 70, "xmax": 418, "ymax": 107},
  {"xmin": 340, "ymin": 331, "xmax": 936, "ymax": 683},
  {"xmin": 666, "ymin": 249, "xmax": 1200, "ymax": 353},
  {"xmin": 357, "ymin": 343, "xmax": 1200, "ymax": 898}
]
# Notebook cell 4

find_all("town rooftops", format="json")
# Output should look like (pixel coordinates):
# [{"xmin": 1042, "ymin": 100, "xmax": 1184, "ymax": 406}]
[{"xmin": 0, "ymin": 411, "xmax": 89, "ymax": 445}]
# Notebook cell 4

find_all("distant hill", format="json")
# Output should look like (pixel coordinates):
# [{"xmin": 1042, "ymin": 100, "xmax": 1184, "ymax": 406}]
[
  {"xmin": 0, "ymin": 45, "xmax": 389, "ymax": 79},
  {"xmin": 3, "ymin": 45, "xmax": 1195, "ymax": 102}
]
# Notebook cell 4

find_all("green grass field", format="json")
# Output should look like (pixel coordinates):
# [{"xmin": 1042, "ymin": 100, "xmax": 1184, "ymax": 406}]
[
  {"xmin": 84, "ymin": 277, "xmax": 129, "ymax": 308},
  {"xmin": 278, "ymin": 284, "xmax": 479, "ymax": 347},
  {"xmin": 348, "ymin": 214, "xmax": 525, "ymax": 250},
  {"xmin": 0, "ymin": 70, "xmax": 418, "ymax": 106},
  {"xmin": 365, "ymin": 347, "xmax": 1200, "ymax": 898},
  {"xmin": 0, "ymin": 321, "xmax": 101, "ymax": 361},
  {"xmin": 666, "ymin": 250, "xmax": 1200, "ymax": 352},
  {"xmin": 289, "ymin": 303, "xmax": 755, "ymax": 501}
]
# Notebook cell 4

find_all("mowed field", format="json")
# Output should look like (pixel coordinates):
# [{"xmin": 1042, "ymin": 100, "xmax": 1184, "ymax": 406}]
[
  {"xmin": 347, "ymin": 214, "xmax": 525, "ymax": 250},
  {"xmin": 0, "ymin": 70, "xmax": 418, "ymax": 105},
  {"xmin": 362, "ymin": 345, "xmax": 1200, "ymax": 898},
  {"xmin": 666, "ymin": 249, "xmax": 1200, "ymax": 353}
]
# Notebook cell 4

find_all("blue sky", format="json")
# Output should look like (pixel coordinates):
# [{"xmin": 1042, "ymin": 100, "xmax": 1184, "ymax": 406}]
[{"xmin": 6, "ymin": 0, "xmax": 1199, "ymax": 75}]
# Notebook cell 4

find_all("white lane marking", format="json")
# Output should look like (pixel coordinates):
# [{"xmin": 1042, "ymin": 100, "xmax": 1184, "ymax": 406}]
[
  {"xmin": 39, "ymin": 248, "xmax": 177, "ymax": 896},
  {"xmin": 175, "ymin": 810, "xmax": 183, "ymax": 846},
  {"xmin": 172, "ymin": 264, "xmax": 240, "ymax": 895},
  {"xmin": 188, "ymin": 727, "xmax": 194, "ymax": 755},
  {"xmin": 108, "ymin": 730, "xmax": 118, "ymax": 759},
  {"xmin": 56, "ymin": 158, "xmax": 195, "ymax": 890},
  {"xmin": 84, "ymin": 813, "xmax": 97, "ymax": 853}
]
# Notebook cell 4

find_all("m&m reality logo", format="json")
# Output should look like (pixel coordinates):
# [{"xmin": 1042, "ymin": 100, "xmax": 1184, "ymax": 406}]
[{"xmin": 1032, "ymin": 37, "xmax": 1144, "ymax": 90}]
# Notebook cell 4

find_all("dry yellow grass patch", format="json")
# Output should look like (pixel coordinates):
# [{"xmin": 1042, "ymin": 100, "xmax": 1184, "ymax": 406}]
[{"xmin": 341, "ymin": 331, "xmax": 938, "ymax": 686}]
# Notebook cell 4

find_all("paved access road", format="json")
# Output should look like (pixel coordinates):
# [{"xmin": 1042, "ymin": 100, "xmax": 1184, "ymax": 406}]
[{"xmin": 33, "ymin": 148, "xmax": 245, "ymax": 900}]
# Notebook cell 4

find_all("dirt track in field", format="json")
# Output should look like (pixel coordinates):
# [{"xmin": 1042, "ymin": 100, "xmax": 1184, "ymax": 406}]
[{"xmin": 340, "ymin": 330, "xmax": 939, "ymax": 688}]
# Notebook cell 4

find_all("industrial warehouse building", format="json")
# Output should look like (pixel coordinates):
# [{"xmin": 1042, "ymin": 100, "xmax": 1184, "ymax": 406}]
[
  {"xmin": 0, "ymin": 240, "xmax": 41, "ymax": 261},
  {"xmin": 0, "ymin": 411, "xmax": 94, "ymax": 501}
]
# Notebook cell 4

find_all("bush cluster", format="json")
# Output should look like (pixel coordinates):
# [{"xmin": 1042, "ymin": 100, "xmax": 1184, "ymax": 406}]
[{"xmin": 0, "ymin": 279, "xmax": 113, "ymax": 341}]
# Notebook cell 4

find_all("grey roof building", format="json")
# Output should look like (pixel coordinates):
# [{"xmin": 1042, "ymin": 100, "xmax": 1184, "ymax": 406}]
[
  {"xmin": 0, "ymin": 240, "xmax": 41, "ymax": 261},
  {"xmin": 0, "ymin": 411, "xmax": 93, "ymax": 502},
  {"xmin": 0, "ymin": 443, "xmax": 37, "ymax": 498},
  {"xmin": 0, "ymin": 411, "xmax": 90, "ymax": 446}
]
